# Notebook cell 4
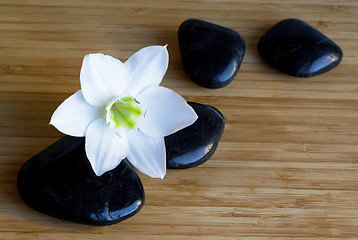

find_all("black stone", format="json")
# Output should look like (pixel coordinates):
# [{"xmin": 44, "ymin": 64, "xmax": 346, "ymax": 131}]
[
  {"xmin": 178, "ymin": 19, "xmax": 246, "ymax": 88},
  {"xmin": 17, "ymin": 136, "xmax": 144, "ymax": 226},
  {"xmin": 165, "ymin": 102, "xmax": 225, "ymax": 169},
  {"xmin": 257, "ymin": 18, "xmax": 343, "ymax": 77}
]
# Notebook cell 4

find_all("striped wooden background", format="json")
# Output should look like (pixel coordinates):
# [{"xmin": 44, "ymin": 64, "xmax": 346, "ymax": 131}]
[{"xmin": 1, "ymin": 0, "xmax": 358, "ymax": 239}]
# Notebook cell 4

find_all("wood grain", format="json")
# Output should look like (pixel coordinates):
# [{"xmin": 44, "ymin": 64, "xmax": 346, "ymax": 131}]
[{"xmin": 1, "ymin": 0, "xmax": 358, "ymax": 239}]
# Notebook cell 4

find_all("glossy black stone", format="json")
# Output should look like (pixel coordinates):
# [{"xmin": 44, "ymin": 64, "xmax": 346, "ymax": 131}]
[
  {"xmin": 257, "ymin": 18, "xmax": 343, "ymax": 77},
  {"xmin": 165, "ymin": 102, "xmax": 225, "ymax": 169},
  {"xmin": 17, "ymin": 136, "xmax": 144, "ymax": 226},
  {"xmin": 178, "ymin": 19, "xmax": 246, "ymax": 88}
]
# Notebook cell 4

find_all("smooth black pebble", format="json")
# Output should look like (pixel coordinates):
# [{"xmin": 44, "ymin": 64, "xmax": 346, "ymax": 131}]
[
  {"xmin": 17, "ymin": 136, "xmax": 144, "ymax": 226},
  {"xmin": 257, "ymin": 18, "xmax": 343, "ymax": 77},
  {"xmin": 165, "ymin": 102, "xmax": 225, "ymax": 169},
  {"xmin": 178, "ymin": 19, "xmax": 246, "ymax": 88}
]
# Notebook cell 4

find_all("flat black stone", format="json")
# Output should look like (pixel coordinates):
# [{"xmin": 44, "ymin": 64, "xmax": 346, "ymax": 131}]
[
  {"xmin": 257, "ymin": 18, "xmax": 343, "ymax": 77},
  {"xmin": 178, "ymin": 19, "xmax": 246, "ymax": 88},
  {"xmin": 165, "ymin": 102, "xmax": 225, "ymax": 169},
  {"xmin": 17, "ymin": 136, "xmax": 144, "ymax": 226}
]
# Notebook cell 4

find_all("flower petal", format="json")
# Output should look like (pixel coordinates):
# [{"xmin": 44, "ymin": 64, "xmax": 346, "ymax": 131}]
[
  {"xmin": 137, "ymin": 86, "xmax": 198, "ymax": 138},
  {"xmin": 80, "ymin": 53, "xmax": 129, "ymax": 107},
  {"xmin": 85, "ymin": 118, "xmax": 128, "ymax": 176},
  {"xmin": 124, "ymin": 45, "xmax": 169, "ymax": 97},
  {"xmin": 127, "ymin": 130, "xmax": 166, "ymax": 179},
  {"xmin": 50, "ymin": 90, "xmax": 104, "ymax": 137}
]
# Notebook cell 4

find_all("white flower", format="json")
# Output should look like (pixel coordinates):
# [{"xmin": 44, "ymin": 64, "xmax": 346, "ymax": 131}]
[{"xmin": 50, "ymin": 45, "xmax": 198, "ymax": 179}]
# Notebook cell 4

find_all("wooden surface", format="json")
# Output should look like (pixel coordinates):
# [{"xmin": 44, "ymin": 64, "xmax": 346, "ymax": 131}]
[{"xmin": 1, "ymin": 0, "xmax": 358, "ymax": 239}]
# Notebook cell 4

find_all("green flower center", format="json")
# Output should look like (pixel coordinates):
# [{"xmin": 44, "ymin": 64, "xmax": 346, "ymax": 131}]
[{"xmin": 108, "ymin": 97, "xmax": 142, "ymax": 129}]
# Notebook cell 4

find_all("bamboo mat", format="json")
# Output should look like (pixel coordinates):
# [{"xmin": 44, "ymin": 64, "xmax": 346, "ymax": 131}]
[{"xmin": 1, "ymin": 0, "xmax": 358, "ymax": 239}]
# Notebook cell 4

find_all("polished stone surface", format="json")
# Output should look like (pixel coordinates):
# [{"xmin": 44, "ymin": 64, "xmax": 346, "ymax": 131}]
[
  {"xmin": 178, "ymin": 19, "xmax": 246, "ymax": 88},
  {"xmin": 17, "ymin": 136, "xmax": 144, "ymax": 226},
  {"xmin": 17, "ymin": 101, "xmax": 225, "ymax": 225},
  {"xmin": 257, "ymin": 18, "xmax": 343, "ymax": 77},
  {"xmin": 165, "ymin": 102, "xmax": 225, "ymax": 169}
]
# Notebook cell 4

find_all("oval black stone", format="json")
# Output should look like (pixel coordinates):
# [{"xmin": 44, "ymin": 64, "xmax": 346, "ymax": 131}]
[
  {"xmin": 178, "ymin": 19, "xmax": 246, "ymax": 88},
  {"xmin": 165, "ymin": 102, "xmax": 225, "ymax": 169},
  {"xmin": 17, "ymin": 136, "xmax": 144, "ymax": 226},
  {"xmin": 257, "ymin": 18, "xmax": 343, "ymax": 77}
]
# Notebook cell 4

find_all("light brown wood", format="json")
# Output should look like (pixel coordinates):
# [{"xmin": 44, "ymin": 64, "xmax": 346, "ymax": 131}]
[{"xmin": 1, "ymin": 0, "xmax": 358, "ymax": 239}]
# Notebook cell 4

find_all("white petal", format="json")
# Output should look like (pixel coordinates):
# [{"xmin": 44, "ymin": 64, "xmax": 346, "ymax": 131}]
[
  {"xmin": 80, "ymin": 53, "xmax": 129, "ymax": 107},
  {"xmin": 50, "ymin": 90, "xmax": 103, "ymax": 137},
  {"xmin": 137, "ymin": 86, "xmax": 198, "ymax": 138},
  {"xmin": 85, "ymin": 118, "xmax": 128, "ymax": 176},
  {"xmin": 127, "ymin": 130, "xmax": 166, "ymax": 179},
  {"xmin": 124, "ymin": 45, "xmax": 169, "ymax": 97}
]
